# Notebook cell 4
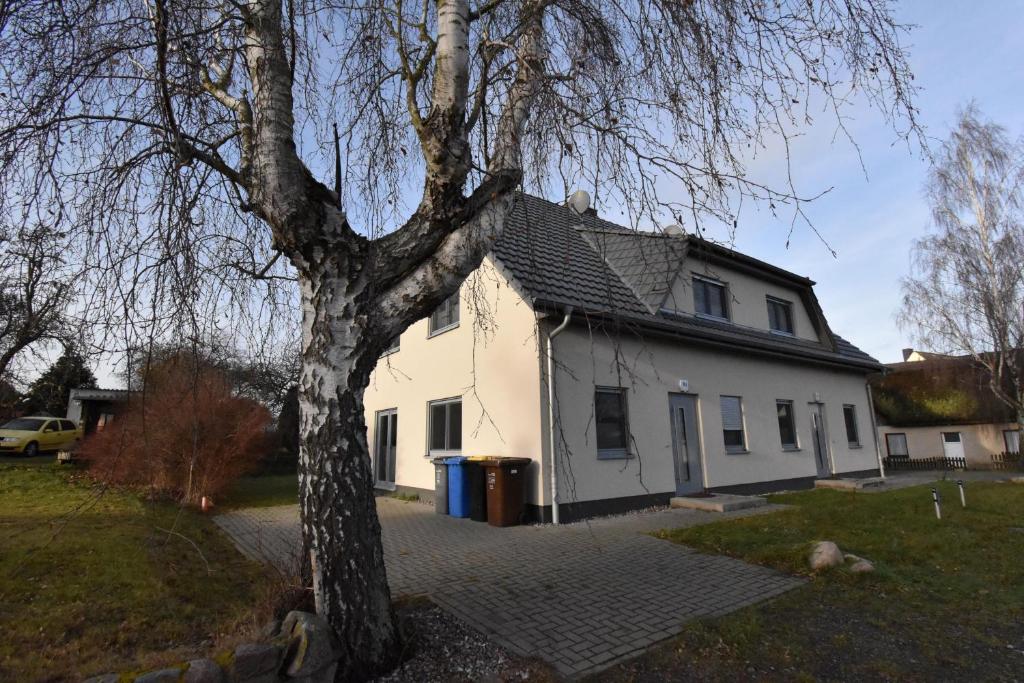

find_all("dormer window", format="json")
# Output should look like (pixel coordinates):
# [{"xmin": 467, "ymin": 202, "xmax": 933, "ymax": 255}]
[
  {"xmin": 693, "ymin": 276, "xmax": 729, "ymax": 320},
  {"xmin": 767, "ymin": 296, "xmax": 794, "ymax": 335}
]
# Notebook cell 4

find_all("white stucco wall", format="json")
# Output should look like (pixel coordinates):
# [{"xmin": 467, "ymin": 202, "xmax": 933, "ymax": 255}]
[
  {"xmin": 363, "ymin": 257, "xmax": 547, "ymax": 504},
  {"xmin": 550, "ymin": 326, "xmax": 880, "ymax": 504},
  {"xmin": 877, "ymin": 422, "xmax": 1019, "ymax": 465},
  {"xmin": 662, "ymin": 257, "xmax": 821, "ymax": 342}
]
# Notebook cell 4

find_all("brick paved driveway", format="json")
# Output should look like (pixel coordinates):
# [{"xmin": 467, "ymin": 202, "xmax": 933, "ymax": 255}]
[{"xmin": 216, "ymin": 499, "xmax": 801, "ymax": 677}]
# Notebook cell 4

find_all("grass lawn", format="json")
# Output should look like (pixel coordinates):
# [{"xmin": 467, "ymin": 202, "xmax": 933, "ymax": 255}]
[
  {"xmin": 595, "ymin": 480, "xmax": 1024, "ymax": 682},
  {"xmin": 0, "ymin": 463, "xmax": 271, "ymax": 682},
  {"xmin": 220, "ymin": 473, "xmax": 298, "ymax": 510}
]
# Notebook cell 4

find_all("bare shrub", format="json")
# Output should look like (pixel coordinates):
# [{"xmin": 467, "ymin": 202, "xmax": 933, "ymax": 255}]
[{"xmin": 81, "ymin": 358, "xmax": 271, "ymax": 504}]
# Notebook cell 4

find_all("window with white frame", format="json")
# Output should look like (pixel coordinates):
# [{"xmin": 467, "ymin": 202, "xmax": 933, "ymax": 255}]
[
  {"xmin": 766, "ymin": 296, "xmax": 795, "ymax": 335},
  {"xmin": 427, "ymin": 397, "xmax": 462, "ymax": 455},
  {"xmin": 595, "ymin": 387, "xmax": 630, "ymax": 459},
  {"xmin": 720, "ymin": 395, "xmax": 746, "ymax": 453},
  {"xmin": 428, "ymin": 292, "xmax": 460, "ymax": 335},
  {"xmin": 886, "ymin": 432, "xmax": 909, "ymax": 458},
  {"xmin": 776, "ymin": 400, "xmax": 797, "ymax": 450},
  {"xmin": 843, "ymin": 404, "xmax": 860, "ymax": 447},
  {"xmin": 693, "ymin": 276, "xmax": 729, "ymax": 320},
  {"xmin": 1004, "ymin": 429, "xmax": 1021, "ymax": 454}
]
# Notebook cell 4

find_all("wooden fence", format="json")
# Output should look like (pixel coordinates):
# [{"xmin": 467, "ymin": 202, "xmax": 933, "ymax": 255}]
[
  {"xmin": 990, "ymin": 451, "xmax": 1024, "ymax": 471},
  {"xmin": 883, "ymin": 452, "xmax": 1022, "ymax": 472},
  {"xmin": 883, "ymin": 456, "xmax": 967, "ymax": 471}
]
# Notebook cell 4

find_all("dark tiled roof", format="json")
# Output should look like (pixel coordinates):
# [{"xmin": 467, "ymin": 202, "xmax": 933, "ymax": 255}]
[{"xmin": 492, "ymin": 194, "xmax": 881, "ymax": 372}]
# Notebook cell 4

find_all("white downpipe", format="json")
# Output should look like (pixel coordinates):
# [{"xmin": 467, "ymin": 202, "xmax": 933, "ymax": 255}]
[
  {"xmin": 866, "ymin": 383, "xmax": 886, "ymax": 478},
  {"xmin": 546, "ymin": 306, "xmax": 573, "ymax": 525}
]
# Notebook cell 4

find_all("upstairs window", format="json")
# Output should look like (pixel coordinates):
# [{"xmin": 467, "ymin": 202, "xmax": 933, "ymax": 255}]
[
  {"xmin": 693, "ymin": 276, "xmax": 729, "ymax": 320},
  {"xmin": 843, "ymin": 405, "xmax": 861, "ymax": 447},
  {"xmin": 595, "ymin": 387, "xmax": 630, "ymax": 459},
  {"xmin": 428, "ymin": 292, "xmax": 460, "ymax": 335},
  {"xmin": 428, "ymin": 398, "xmax": 462, "ymax": 454},
  {"xmin": 776, "ymin": 400, "xmax": 797, "ymax": 449},
  {"xmin": 720, "ymin": 395, "xmax": 746, "ymax": 453},
  {"xmin": 767, "ymin": 296, "xmax": 795, "ymax": 335}
]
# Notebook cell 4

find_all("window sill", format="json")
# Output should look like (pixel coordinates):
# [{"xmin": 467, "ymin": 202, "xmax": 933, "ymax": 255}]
[
  {"xmin": 724, "ymin": 448, "xmax": 750, "ymax": 455},
  {"xmin": 427, "ymin": 451, "xmax": 462, "ymax": 460},
  {"xmin": 597, "ymin": 450, "xmax": 633, "ymax": 460},
  {"xmin": 427, "ymin": 323, "xmax": 460, "ymax": 339},
  {"xmin": 769, "ymin": 329, "xmax": 796, "ymax": 337},
  {"xmin": 782, "ymin": 446, "xmax": 801, "ymax": 452},
  {"xmin": 848, "ymin": 444, "xmax": 863, "ymax": 449}
]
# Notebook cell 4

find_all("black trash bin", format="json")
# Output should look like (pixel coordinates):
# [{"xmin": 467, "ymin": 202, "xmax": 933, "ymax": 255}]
[
  {"xmin": 432, "ymin": 458, "xmax": 448, "ymax": 515},
  {"xmin": 467, "ymin": 457, "xmax": 488, "ymax": 522}
]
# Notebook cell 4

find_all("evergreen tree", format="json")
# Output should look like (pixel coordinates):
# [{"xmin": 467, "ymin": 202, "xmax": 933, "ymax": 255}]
[{"xmin": 25, "ymin": 348, "xmax": 97, "ymax": 417}]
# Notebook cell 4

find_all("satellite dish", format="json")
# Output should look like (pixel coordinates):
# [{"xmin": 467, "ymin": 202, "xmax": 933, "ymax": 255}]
[
  {"xmin": 567, "ymin": 190, "xmax": 591, "ymax": 216},
  {"xmin": 664, "ymin": 223, "xmax": 685, "ymax": 237}
]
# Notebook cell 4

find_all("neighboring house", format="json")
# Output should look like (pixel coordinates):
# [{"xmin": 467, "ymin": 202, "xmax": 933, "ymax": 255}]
[
  {"xmin": 364, "ymin": 194, "xmax": 885, "ymax": 522},
  {"xmin": 66, "ymin": 388, "xmax": 131, "ymax": 435},
  {"xmin": 872, "ymin": 349, "xmax": 1021, "ymax": 466}
]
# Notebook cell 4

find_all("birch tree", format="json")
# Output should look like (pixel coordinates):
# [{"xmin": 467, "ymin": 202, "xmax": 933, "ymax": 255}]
[
  {"xmin": 0, "ymin": 0, "xmax": 918, "ymax": 677},
  {"xmin": 900, "ymin": 106, "xmax": 1024, "ymax": 433}
]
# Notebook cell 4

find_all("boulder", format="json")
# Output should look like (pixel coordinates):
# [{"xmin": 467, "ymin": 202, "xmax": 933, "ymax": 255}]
[
  {"xmin": 289, "ymin": 662, "xmax": 338, "ymax": 683},
  {"xmin": 281, "ymin": 611, "xmax": 342, "ymax": 678},
  {"xmin": 136, "ymin": 668, "xmax": 184, "ymax": 683},
  {"xmin": 231, "ymin": 642, "xmax": 283, "ymax": 683},
  {"xmin": 849, "ymin": 559, "xmax": 876, "ymax": 573},
  {"xmin": 808, "ymin": 541, "xmax": 844, "ymax": 570},
  {"xmin": 185, "ymin": 658, "xmax": 225, "ymax": 683},
  {"xmin": 83, "ymin": 676, "xmax": 119, "ymax": 683}
]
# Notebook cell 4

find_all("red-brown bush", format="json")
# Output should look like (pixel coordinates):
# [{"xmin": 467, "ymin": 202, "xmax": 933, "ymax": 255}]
[{"xmin": 80, "ymin": 358, "xmax": 272, "ymax": 504}]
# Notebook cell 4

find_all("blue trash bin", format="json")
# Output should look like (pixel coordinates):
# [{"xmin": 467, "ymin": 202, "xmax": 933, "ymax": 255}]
[{"xmin": 445, "ymin": 456, "xmax": 470, "ymax": 518}]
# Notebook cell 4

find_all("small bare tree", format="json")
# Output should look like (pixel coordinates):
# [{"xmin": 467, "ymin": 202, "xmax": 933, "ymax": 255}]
[
  {"xmin": 1, "ymin": 0, "xmax": 918, "ymax": 677},
  {"xmin": 900, "ymin": 106, "xmax": 1024, "ymax": 433},
  {"xmin": 0, "ymin": 222, "xmax": 75, "ymax": 381}
]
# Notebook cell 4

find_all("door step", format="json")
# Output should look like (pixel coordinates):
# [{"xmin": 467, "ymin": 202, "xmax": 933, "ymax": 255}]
[
  {"xmin": 670, "ymin": 494, "xmax": 767, "ymax": 513},
  {"xmin": 814, "ymin": 477, "xmax": 886, "ymax": 491}
]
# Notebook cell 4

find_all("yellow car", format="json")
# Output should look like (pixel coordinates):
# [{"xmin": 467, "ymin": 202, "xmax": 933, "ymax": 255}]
[{"xmin": 0, "ymin": 417, "xmax": 82, "ymax": 457}]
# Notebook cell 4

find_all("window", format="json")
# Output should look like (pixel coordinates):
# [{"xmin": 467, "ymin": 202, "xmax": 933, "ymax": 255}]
[
  {"xmin": 693, "ymin": 276, "xmax": 729, "ymax": 320},
  {"xmin": 885, "ymin": 432, "xmax": 909, "ymax": 457},
  {"xmin": 43, "ymin": 421, "xmax": 58, "ymax": 432},
  {"xmin": 0, "ymin": 418, "xmax": 45, "ymax": 431},
  {"xmin": 1004, "ymin": 429, "xmax": 1021, "ymax": 454},
  {"xmin": 767, "ymin": 297, "xmax": 795, "ymax": 335},
  {"xmin": 720, "ymin": 395, "xmax": 746, "ymax": 453},
  {"xmin": 60, "ymin": 420, "xmax": 76, "ymax": 432},
  {"xmin": 428, "ymin": 292, "xmax": 460, "ymax": 335},
  {"xmin": 595, "ymin": 387, "xmax": 630, "ymax": 459},
  {"xmin": 843, "ymin": 405, "xmax": 860, "ymax": 447},
  {"xmin": 427, "ymin": 398, "xmax": 462, "ymax": 454},
  {"xmin": 776, "ymin": 400, "xmax": 797, "ymax": 449}
]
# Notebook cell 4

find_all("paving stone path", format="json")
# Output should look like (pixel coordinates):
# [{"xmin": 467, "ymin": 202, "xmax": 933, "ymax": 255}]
[{"xmin": 216, "ymin": 499, "xmax": 802, "ymax": 678}]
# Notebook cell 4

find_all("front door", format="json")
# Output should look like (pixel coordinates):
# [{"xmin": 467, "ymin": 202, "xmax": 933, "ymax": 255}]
[
  {"xmin": 374, "ymin": 409, "xmax": 397, "ymax": 489},
  {"xmin": 810, "ymin": 404, "xmax": 832, "ymax": 477},
  {"xmin": 941, "ymin": 432, "xmax": 965, "ymax": 461},
  {"xmin": 669, "ymin": 394, "xmax": 704, "ymax": 495}
]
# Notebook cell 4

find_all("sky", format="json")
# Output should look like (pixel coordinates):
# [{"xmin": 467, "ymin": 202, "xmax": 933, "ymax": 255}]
[
  {"xmin": 73, "ymin": 0, "xmax": 1024, "ymax": 387},
  {"xmin": 677, "ymin": 0, "xmax": 1024, "ymax": 365}
]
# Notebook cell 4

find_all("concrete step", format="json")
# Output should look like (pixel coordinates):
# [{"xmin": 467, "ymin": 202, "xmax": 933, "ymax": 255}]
[
  {"xmin": 815, "ymin": 477, "xmax": 886, "ymax": 491},
  {"xmin": 670, "ymin": 493, "xmax": 767, "ymax": 513}
]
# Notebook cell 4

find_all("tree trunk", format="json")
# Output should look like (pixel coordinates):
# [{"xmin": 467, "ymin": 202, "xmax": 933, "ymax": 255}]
[{"xmin": 296, "ymin": 270, "xmax": 400, "ymax": 680}]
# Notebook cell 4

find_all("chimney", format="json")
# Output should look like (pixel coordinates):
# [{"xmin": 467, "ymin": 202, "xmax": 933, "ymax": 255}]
[{"xmin": 902, "ymin": 348, "xmax": 913, "ymax": 361}]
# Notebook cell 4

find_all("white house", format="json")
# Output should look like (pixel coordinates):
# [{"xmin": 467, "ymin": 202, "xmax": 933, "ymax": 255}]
[{"xmin": 364, "ymin": 194, "xmax": 884, "ymax": 522}]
